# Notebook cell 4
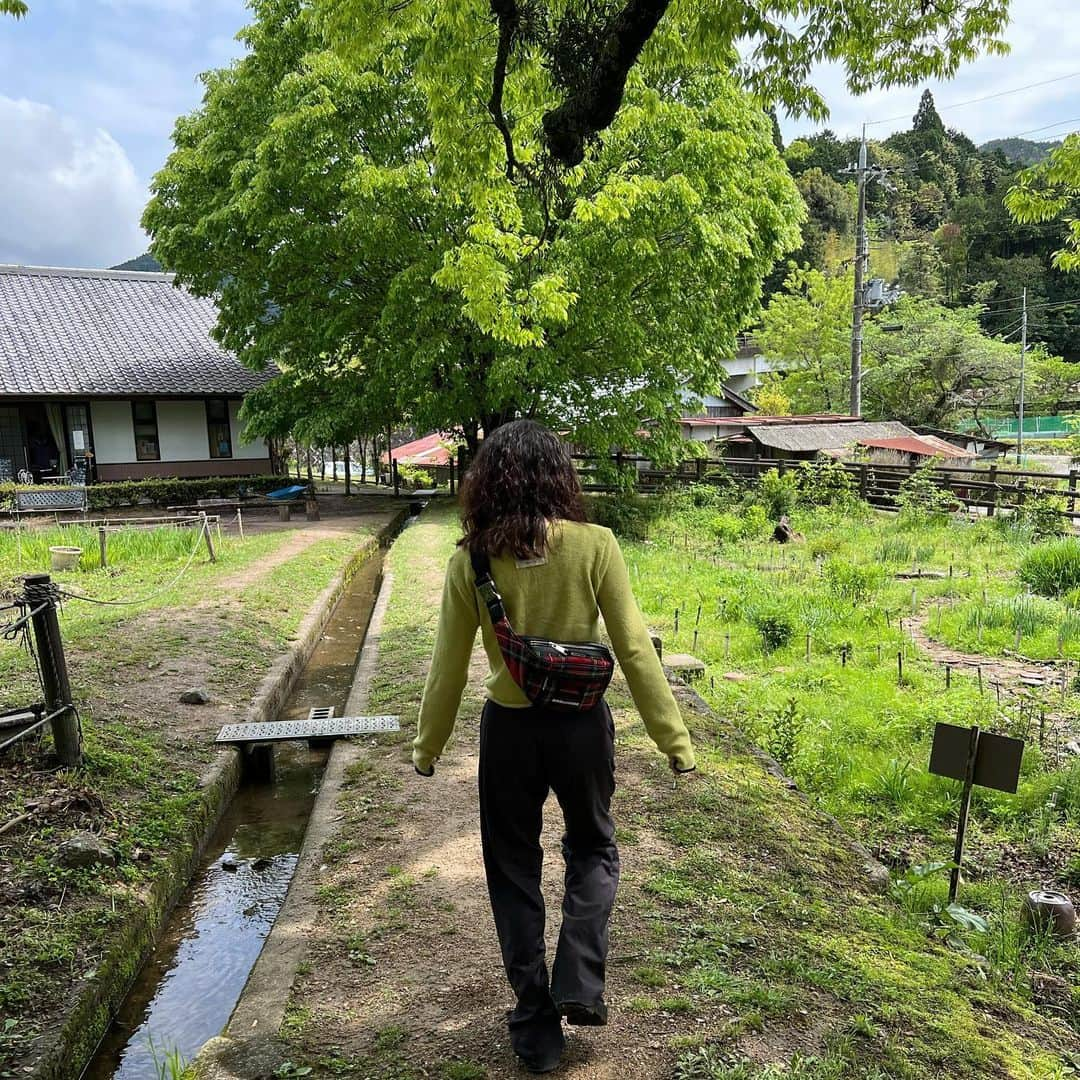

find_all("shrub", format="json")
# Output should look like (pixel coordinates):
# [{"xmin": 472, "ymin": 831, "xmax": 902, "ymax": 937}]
[
  {"xmin": 796, "ymin": 459, "xmax": 855, "ymax": 507},
  {"xmin": 1019, "ymin": 538, "xmax": 1080, "ymax": 597},
  {"xmin": 0, "ymin": 474, "xmax": 295, "ymax": 512},
  {"xmin": 749, "ymin": 603, "xmax": 795, "ymax": 652},
  {"xmin": 896, "ymin": 464, "xmax": 955, "ymax": 519},
  {"xmin": 822, "ymin": 559, "xmax": 885, "ymax": 603},
  {"xmin": 396, "ymin": 461, "xmax": 434, "ymax": 488},
  {"xmin": 587, "ymin": 493, "xmax": 656, "ymax": 539},
  {"xmin": 759, "ymin": 468, "xmax": 799, "ymax": 520},
  {"xmin": 1012, "ymin": 489, "xmax": 1068, "ymax": 541}
]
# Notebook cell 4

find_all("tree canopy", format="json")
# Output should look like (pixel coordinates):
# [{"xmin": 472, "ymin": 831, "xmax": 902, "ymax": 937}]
[
  {"xmin": 145, "ymin": 0, "xmax": 802, "ymax": 454},
  {"xmin": 0, "ymin": 1, "xmax": 28, "ymax": 16},
  {"xmin": 1007, "ymin": 135, "xmax": 1080, "ymax": 272},
  {"xmin": 319, "ymin": 0, "xmax": 1010, "ymax": 175}
]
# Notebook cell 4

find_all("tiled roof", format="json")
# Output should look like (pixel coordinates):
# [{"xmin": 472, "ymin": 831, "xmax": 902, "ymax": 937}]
[{"xmin": 0, "ymin": 265, "xmax": 274, "ymax": 397}]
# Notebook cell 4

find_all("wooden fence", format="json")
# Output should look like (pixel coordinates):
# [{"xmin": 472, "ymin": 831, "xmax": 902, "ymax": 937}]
[{"xmin": 570, "ymin": 453, "xmax": 1080, "ymax": 520}]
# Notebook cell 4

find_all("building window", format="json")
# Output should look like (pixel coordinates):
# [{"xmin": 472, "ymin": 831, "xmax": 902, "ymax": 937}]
[
  {"xmin": 132, "ymin": 401, "xmax": 160, "ymax": 461},
  {"xmin": 206, "ymin": 399, "xmax": 233, "ymax": 459}
]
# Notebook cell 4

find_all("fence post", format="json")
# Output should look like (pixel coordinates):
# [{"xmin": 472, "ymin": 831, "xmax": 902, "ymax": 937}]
[
  {"xmin": 987, "ymin": 464, "xmax": 998, "ymax": 517},
  {"xmin": 392, "ymin": 459, "xmax": 400, "ymax": 498},
  {"xmin": 22, "ymin": 574, "xmax": 81, "ymax": 767},
  {"xmin": 1070, "ymin": 468, "xmax": 1078, "ymax": 517},
  {"xmin": 695, "ymin": 457, "xmax": 704, "ymax": 482},
  {"xmin": 200, "ymin": 511, "xmax": 217, "ymax": 563},
  {"xmin": 98, "ymin": 526, "xmax": 108, "ymax": 569},
  {"xmin": 859, "ymin": 463, "xmax": 868, "ymax": 501}
]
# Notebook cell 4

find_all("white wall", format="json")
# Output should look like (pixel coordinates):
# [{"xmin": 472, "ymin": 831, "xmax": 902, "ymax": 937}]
[
  {"xmin": 157, "ymin": 400, "xmax": 210, "ymax": 461},
  {"xmin": 90, "ymin": 400, "xmax": 136, "ymax": 464},
  {"xmin": 91, "ymin": 398, "xmax": 269, "ymax": 464},
  {"xmin": 228, "ymin": 399, "xmax": 269, "ymax": 460}
]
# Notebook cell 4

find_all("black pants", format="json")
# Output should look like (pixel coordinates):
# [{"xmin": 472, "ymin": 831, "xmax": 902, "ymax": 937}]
[{"xmin": 479, "ymin": 698, "xmax": 620, "ymax": 1060}]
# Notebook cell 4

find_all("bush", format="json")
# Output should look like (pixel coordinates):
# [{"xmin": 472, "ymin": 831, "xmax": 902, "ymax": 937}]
[
  {"xmin": 0, "ymin": 475, "xmax": 295, "ymax": 512},
  {"xmin": 1012, "ymin": 489, "xmax": 1068, "ymax": 541},
  {"xmin": 822, "ymin": 559, "xmax": 885, "ymax": 603},
  {"xmin": 587, "ymin": 492, "xmax": 657, "ymax": 539},
  {"xmin": 797, "ymin": 459, "xmax": 855, "ymax": 507},
  {"xmin": 396, "ymin": 462, "xmax": 434, "ymax": 488},
  {"xmin": 759, "ymin": 468, "xmax": 799, "ymax": 520},
  {"xmin": 1019, "ymin": 537, "xmax": 1080, "ymax": 597},
  {"xmin": 896, "ymin": 464, "xmax": 955, "ymax": 519},
  {"xmin": 749, "ymin": 603, "xmax": 795, "ymax": 652}
]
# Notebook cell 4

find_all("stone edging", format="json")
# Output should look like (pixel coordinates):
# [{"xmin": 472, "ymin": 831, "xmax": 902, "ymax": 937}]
[{"xmin": 32, "ymin": 512, "xmax": 405, "ymax": 1080}]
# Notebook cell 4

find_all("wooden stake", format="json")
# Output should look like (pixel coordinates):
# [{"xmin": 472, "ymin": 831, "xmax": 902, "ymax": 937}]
[
  {"xmin": 945, "ymin": 664, "xmax": 951, "ymax": 689},
  {"xmin": 948, "ymin": 725, "xmax": 980, "ymax": 904},
  {"xmin": 805, "ymin": 633, "xmax": 812, "ymax": 662},
  {"xmin": 977, "ymin": 666, "xmax": 983, "ymax": 695},
  {"xmin": 897, "ymin": 651, "xmax": 904, "ymax": 684},
  {"xmin": 201, "ymin": 512, "xmax": 216, "ymax": 563},
  {"xmin": 98, "ymin": 526, "xmax": 107, "ymax": 569}
]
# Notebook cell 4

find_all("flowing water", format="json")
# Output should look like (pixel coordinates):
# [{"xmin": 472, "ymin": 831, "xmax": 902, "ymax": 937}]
[{"xmin": 82, "ymin": 545, "xmax": 387, "ymax": 1079}]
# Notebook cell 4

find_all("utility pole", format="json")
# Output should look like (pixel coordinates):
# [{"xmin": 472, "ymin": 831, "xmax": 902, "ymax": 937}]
[
  {"xmin": 850, "ymin": 126, "xmax": 869, "ymax": 419},
  {"xmin": 1017, "ymin": 287, "xmax": 1028, "ymax": 464},
  {"xmin": 843, "ymin": 126, "xmax": 889, "ymax": 419}
]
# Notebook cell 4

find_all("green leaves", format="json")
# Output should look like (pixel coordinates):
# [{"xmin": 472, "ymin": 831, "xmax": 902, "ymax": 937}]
[
  {"xmin": 1007, "ymin": 134, "xmax": 1080, "ymax": 272},
  {"xmin": 145, "ymin": 0, "xmax": 801, "ymax": 453}
]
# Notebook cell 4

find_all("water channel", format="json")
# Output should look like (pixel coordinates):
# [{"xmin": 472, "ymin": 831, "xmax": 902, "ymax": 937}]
[{"xmin": 82, "ymin": 543, "xmax": 388, "ymax": 1080}]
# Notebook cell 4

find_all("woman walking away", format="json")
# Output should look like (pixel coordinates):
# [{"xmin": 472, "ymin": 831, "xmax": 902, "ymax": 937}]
[{"xmin": 413, "ymin": 420, "xmax": 696, "ymax": 1074}]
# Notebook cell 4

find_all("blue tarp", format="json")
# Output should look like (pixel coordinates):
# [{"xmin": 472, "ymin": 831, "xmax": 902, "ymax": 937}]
[{"xmin": 266, "ymin": 485, "xmax": 308, "ymax": 500}]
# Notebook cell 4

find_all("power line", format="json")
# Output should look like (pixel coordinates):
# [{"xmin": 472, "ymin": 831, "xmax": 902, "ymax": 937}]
[
  {"xmin": 1007, "ymin": 116, "xmax": 1080, "ymax": 139},
  {"xmin": 865, "ymin": 72, "xmax": 1080, "ymax": 128}
]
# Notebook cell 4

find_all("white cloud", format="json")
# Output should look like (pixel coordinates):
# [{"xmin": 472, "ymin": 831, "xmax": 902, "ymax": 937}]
[{"xmin": 0, "ymin": 96, "xmax": 147, "ymax": 268}]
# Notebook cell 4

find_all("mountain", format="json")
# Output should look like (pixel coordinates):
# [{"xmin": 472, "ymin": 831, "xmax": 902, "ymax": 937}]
[
  {"xmin": 979, "ymin": 137, "xmax": 1062, "ymax": 167},
  {"xmin": 110, "ymin": 253, "xmax": 163, "ymax": 272}
]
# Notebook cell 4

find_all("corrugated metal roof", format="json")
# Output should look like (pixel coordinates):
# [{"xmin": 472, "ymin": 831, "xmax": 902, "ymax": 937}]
[
  {"xmin": 381, "ymin": 432, "xmax": 453, "ymax": 465},
  {"xmin": 861, "ymin": 435, "xmax": 977, "ymax": 459},
  {"xmin": 0, "ymin": 264, "xmax": 274, "ymax": 397},
  {"xmin": 748, "ymin": 420, "xmax": 914, "ymax": 452}
]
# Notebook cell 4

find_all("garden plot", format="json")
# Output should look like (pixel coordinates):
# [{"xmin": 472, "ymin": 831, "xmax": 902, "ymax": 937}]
[{"xmin": 596, "ymin": 471, "xmax": 1080, "ymax": 1035}]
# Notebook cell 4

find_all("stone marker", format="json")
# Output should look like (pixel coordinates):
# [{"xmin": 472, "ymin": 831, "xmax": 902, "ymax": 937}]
[
  {"xmin": 180, "ymin": 688, "xmax": 211, "ymax": 705},
  {"xmin": 664, "ymin": 653, "xmax": 706, "ymax": 679}
]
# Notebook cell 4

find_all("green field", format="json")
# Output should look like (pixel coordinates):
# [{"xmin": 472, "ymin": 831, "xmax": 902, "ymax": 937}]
[{"xmin": 592, "ymin": 471, "xmax": 1080, "ymax": 1029}]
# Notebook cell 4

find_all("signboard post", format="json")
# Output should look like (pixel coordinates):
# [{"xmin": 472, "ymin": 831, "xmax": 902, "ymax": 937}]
[{"xmin": 929, "ymin": 722, "xmax": 1025, "ymax": 903}]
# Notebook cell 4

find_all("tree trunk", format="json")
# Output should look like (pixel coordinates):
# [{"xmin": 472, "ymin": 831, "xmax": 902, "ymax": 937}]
[
  {"xmin": 306, "ymin": 446, "xmax": 313, "ymax": 484},
  {"xmin": 331, "ymin": 445, "xmax": 337, "ymax": 483},
  {"xmin": 344, "ymin": 445, "xmax": 351, "ymax": 495}
]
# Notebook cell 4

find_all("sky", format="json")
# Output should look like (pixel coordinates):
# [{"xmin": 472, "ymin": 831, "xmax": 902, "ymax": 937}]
[{"xmin": 1, "ymin": 0, "xmax": 1079, "ymax": 270}]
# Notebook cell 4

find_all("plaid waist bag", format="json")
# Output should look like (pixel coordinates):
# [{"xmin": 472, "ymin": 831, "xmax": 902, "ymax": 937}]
[{"xmin": 470, "ymin": 550, "xmax": 614, "ymax": 711}]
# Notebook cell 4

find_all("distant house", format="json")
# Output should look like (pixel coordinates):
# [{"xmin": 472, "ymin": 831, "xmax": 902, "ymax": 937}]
[
  {"xmin": 913, "ymin": 426, "xmax": 1009, "ymax": 460},
  {"xmin": 735, "ymin": 420, "xmax": 978, "ymax": 463},
  {"xmin": 379, "ymin": 432, "xmax": 455, "ymax": 469},
  {"xmin": 0, "ymin": 265, "xmax": 274, "ymax": 483}
]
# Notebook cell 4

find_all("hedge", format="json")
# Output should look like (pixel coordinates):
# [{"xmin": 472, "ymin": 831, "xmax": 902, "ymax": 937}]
[{"xmin": 0, "ymin": 475, "xmax": 296, "ymax": 512}]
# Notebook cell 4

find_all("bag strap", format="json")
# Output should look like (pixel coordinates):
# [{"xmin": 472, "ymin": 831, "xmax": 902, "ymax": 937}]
[{"xmin": 470, "ymin": 549, "xmax": 507, "ymax": 623}]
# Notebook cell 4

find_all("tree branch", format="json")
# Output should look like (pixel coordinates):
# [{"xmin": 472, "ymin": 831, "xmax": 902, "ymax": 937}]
[{"xmin": 542, "ymin": 0, "xmax": 672, "ymax": 167}]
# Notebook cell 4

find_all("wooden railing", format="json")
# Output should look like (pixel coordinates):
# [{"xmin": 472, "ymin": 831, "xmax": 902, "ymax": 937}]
[{"xmin": 570, "ymin": 453, "xmax": 1080, "ymax": 519}]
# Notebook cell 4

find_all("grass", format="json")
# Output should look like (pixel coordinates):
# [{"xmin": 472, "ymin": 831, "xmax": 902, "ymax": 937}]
[
  {"xmin": 611, "ymin": 486, "xmax": 1079, "ymax": 1044},
  {"xmin": 0, "ymin": 516, "xmax": 377, "ymax": 1075}
]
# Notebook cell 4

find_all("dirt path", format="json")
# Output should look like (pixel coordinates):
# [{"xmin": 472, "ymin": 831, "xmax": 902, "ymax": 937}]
[
  {"xmin": 283, "ymin": 521, "xmax": 742, "ymax": 1079},
  {"xmin": 908, "ymin": 605, "xmax": 1067, "ymax": 690}
]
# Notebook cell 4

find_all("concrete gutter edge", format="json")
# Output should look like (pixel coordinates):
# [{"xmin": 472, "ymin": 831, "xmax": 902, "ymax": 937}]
[{"xmin": 32, "ymin": 520, "xmax": 394, "ymax": 1080}]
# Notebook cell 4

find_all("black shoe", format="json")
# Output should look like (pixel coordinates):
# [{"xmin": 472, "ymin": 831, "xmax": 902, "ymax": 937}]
[
  {"xmin": 558, "ymin": 1000, "xmax": 608, "ymax": 1026},
  {"xmin": 519, "ymin": 1050, "xmax": 563, "ymax": 1074}
]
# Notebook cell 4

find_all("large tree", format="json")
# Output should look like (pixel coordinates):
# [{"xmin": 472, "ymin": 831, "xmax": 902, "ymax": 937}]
[
  {"xmin": 320, "ymin": 0, "xmax": 1010, "ymax": 173},
  {"xmin": 145, "ymin": 0, "xmax": 802, "ymax": 454}
]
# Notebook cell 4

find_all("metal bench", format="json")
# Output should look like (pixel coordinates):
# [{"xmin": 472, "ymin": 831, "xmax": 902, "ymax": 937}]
[{"xmin": 12, "ymin": 487, "xmax": 88, "ymax": 516}]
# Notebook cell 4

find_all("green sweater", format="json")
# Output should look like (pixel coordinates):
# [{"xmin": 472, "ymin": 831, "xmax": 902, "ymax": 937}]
[{"xmin": 413, "ymin": 520, "xmax": 696, "ymax": 774}]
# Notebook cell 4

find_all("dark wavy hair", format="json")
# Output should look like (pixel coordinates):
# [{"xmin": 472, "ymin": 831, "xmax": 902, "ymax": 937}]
[{"xmin": 458, "ymin": 419, "xmax": 587, "ymax": 558}]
